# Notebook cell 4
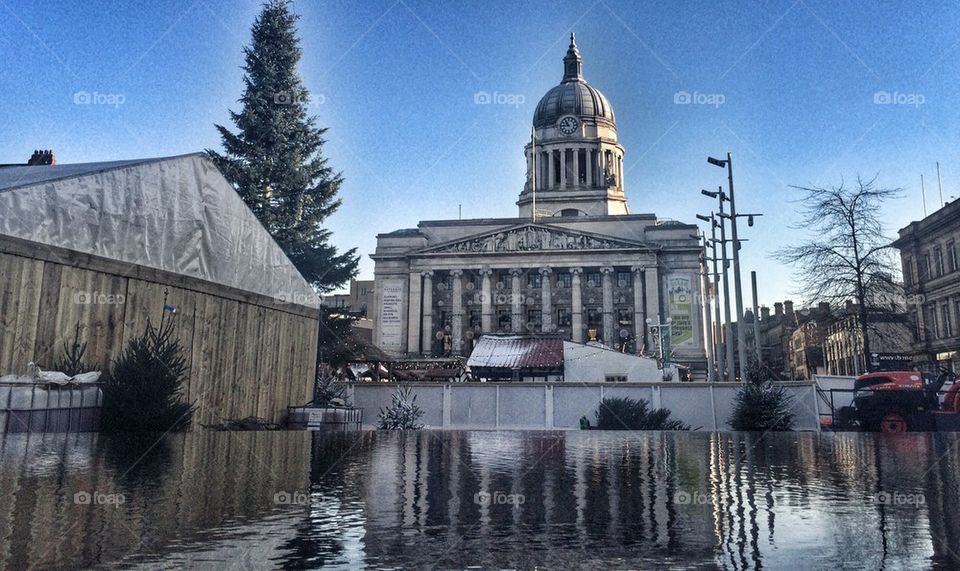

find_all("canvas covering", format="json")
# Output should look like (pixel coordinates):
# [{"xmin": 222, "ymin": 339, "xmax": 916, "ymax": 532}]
[{"xmin": 0, "ymin": 153, "xmax": 319, "ymax": 309}]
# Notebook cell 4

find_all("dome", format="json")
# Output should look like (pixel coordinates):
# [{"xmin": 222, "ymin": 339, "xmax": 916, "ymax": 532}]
[{"xmin": 532, "ymin": 34, "xmax": 616, "ymax": 129}]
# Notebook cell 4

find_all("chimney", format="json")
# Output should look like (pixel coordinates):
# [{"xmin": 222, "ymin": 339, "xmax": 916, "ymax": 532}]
[
  {"xmin": 761, "ymin": 306, "xmax": 770, "ymax": 321},
  {"xmin": 845, "ymin": 299, "xmax": 854, "ymax": 313},
  {"xmin": 774, "ymin": 302, "xmax": 783, "ymax": 317},
  {"xmin": 818, "ymin": 301, "xmax": 831, "ymax": 315},
  {"xmin": 27, "ymin": 149, "xmax": 56, "ymax": 166},
  {"xmin": 784, "ymin": 300, "xmax": 794, "ymax": 315}
]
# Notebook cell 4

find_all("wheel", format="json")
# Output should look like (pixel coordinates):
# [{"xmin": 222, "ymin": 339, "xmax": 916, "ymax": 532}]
[{"xmin": 880, "ymin": 413, "xmax": 908, "ymax": 433}]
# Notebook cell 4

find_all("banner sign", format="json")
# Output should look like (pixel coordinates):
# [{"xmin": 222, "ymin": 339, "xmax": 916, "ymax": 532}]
[{"xmin": 668, "ymin": 274, "xmax": 694, "ymax": 347}]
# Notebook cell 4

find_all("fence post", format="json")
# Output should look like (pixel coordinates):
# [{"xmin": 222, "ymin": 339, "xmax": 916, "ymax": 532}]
[
  {"xmin": 495, "ymin": 385, "xmax": 500, "ymax": 429},
  {"xmin": 442, "ymin": 384, "xmax": 452, "ymax": 428},
  {"xmin": 545, "ymin": 385, "xmax": 554, "ymax": 429}
]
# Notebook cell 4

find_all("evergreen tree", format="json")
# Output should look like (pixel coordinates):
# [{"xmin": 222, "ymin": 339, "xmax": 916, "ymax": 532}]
[
  {"xmin": 728, "ymin": 362, "xmax": 795, "ymax": 431},
  {"xmin": 208, "ymin": 0, "xmax": 357, "ymax": 291},
  {"xmin": 101, "ymin": 318, "xmax": 194, "ymax": 432}
]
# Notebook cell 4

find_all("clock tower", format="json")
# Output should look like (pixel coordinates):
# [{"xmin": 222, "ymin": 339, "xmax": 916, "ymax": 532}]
[{"xmin": 518, "ymin": 34, "xmax": 628, "ymax": 218}]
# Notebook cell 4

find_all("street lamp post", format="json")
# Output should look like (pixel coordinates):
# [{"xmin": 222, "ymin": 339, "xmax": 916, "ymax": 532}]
[
  {"xmin": 691, "ymin": 231, "xmax": 716, "ymax": 382},
  {"xmin": 702, "ymin": 189, "xmax": 736, "ymax": 382},
  {"xmin": 697, "ymin": 212, "xmax": 725, "ymax": 383},
  {"xmin": 709, "ymin": 153, "xmax": 747, "ymax": 380}
]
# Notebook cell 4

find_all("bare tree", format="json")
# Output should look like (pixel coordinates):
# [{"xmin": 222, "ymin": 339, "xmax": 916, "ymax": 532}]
[{"xmin": 776, "ymin": 175, "xmax": 902, "ymax": 364}]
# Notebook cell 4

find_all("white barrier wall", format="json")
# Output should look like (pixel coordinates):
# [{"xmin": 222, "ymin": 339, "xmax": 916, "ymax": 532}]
[{"xmin": 348, "ymin": 382, "xmax": 821, "ymax": 431}]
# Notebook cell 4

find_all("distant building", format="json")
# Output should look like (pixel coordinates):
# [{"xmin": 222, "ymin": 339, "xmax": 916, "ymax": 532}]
[
  {"xmin": 893, "ymin": 198, "xmax": 960, "ymax": 372},
  {"xmin": 321, "ymin": 279, "xmax": 374, "ymax": 316},
  {"xmin": 370, "ymin": 37, "xmax": 706, "ymax": 373},
  {"xmin": 822, "ymin": 307, "xmax": 913, "ymax": 376}
]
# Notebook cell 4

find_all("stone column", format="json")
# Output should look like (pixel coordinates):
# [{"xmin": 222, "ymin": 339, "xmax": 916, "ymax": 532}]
[
  {"xmin": 572, "ymin": 148, "xmax": 580, "ymax": 185},
  {"xmin": 451, "ymin": 269, "xmax": 463, "ymax": 355},
  {"xmin": 601, "ymin": 266, "xmax": 615, "ymax": 346},
  {"xmin": 480, "ymin": 268, "xmax": 493, "ymax": 332},
  {"xmin": 644, "ymin": 265, "xmax": 661, "ymax": 350},
  {"xmin": 548, "ymin": 150, "xmax": 556, "ymax": 188},
  {"xmin": 540, "ymin": 267, "xmax": 553, "ymax": 332},
  {"xmin": 584, "ymin": 149, "xmax": 597, "ymax": 187},
  {"xmin": 421, "ymin": 271, "xmax": 434, "ymax": 356},
  {"xmin": 570, "ymin": 267, "xmax": 583, "ymax": 343},
  {"xmin": 407, "ymin": 271, "xmax": 423, "ymax": 354},
  {"xmin": 511, "ymin": 268, "xmax": 523, "ymax": 333},
  {"xmin": 598, "ymin": 149, "xmax": 606, "ymax": 186},
  {"xmin": 560, "ymin": 149, "xmax": 567, "ymax": 188},
  {"xmin": 631, "ymin": 265, "xmax": 646, "ymax": 353}
]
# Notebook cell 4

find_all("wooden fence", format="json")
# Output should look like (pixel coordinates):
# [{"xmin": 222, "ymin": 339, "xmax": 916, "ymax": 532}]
[{"xmin": 0, "ymin": 235, "xmax": 319, "ymax": 426}]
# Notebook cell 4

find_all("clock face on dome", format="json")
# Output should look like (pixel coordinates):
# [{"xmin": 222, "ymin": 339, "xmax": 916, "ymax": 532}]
[{"xmin": 558, "ymin": 115, "xmax": 579, "ymax": 135}]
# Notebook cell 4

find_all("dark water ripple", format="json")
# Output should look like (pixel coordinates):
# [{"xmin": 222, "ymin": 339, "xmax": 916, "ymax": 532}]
[{"xmin": 0, "ymin": 430, "xmax": 958, "ymax": 569}]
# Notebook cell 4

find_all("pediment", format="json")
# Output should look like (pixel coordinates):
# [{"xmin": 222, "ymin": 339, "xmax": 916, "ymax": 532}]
[{"xmin": 417, "ymin": 223, "xmax": 649, "ymax": 255}]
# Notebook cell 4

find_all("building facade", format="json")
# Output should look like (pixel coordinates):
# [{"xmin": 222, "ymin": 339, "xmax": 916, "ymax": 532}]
[
  {"xmin": 894, "ymin": 198, "xmax": 960, "ymax": 372},
  {"xmin": 371, "ymin": 36, "xmax": 707, "ymax": 371}
]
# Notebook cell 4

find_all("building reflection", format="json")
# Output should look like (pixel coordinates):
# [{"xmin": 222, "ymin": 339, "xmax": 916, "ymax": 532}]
[
  {"xmin": 1, "ymin": 429, "xmax": 958, "ymax": 569},
  {"xmin": 299, "ymin": 430, "xmax": 960, "ymax": 570}
]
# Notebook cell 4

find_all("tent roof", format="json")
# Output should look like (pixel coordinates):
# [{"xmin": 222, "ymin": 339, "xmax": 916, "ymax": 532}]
[
  {"xmin": 467, "ymin": 334, "xmax": 564, "ymax": 369},
  {"xmin": 0, "ymin": 153, "xmax": 319, "ymax": 309}
]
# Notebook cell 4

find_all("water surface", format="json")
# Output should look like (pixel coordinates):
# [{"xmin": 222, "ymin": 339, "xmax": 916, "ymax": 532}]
[{"xmin": 1, "ymin": 430, "xmax": 958, "ymax": 569}]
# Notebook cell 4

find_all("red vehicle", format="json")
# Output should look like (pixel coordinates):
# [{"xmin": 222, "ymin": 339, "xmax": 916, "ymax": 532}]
[{"xmin": 837, "ymin": 367, "xmax": 958, "ymax": 433}]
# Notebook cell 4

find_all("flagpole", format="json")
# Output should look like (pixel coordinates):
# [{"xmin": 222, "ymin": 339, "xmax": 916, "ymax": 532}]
[{"xmin": 531, "ymin": 126, "xmax": 537, "ymax": 223}]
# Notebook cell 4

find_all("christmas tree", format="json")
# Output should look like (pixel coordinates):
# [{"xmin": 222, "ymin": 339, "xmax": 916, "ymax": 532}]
[{"xmin": 208, "ymin": 0, "xmax": 357, "ymax": 292}]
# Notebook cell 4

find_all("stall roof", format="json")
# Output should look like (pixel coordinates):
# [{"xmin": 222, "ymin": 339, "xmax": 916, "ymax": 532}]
[
  {"xmin": 467, "ymin": 334, "xmax": 564, "ymax": 369},
  {"xmin": 0, "ymin": 153, "xmax": 319, "ymax": 309}
]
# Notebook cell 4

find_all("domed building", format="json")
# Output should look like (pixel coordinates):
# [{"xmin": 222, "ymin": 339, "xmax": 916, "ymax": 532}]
[{"xmin": 371, "ymin": 36, "xmax": 707, "ymax": 374}]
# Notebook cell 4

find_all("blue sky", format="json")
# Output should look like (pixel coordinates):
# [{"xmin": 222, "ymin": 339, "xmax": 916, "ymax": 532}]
[{"xmin": 2, "ymin": 0, "xmax": 959, "ymax": 306}]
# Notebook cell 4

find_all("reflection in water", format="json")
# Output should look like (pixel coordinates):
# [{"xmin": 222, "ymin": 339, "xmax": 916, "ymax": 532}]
[{"xmin": 0, "ymin": 430, "xmax": 959, "ymax": 569}]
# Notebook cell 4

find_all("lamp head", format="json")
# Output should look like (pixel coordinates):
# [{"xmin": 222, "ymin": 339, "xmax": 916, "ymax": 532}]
[
  {"xmin": 695, "ymin": 214, "xmax": 711, "ymax": 222},
  {"xmin": 707, "ymin": 156, "xmax": 727, "ymax": 168}
]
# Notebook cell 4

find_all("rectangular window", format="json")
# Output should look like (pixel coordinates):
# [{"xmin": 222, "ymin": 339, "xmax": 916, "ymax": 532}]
[
  {"xmin": 439, "ymin": 310, "xmax": 451, "ymax": 328},
  {"xmin": 903, "ymin": 257, "xmax": 913, "ymax": 286},
  {"xmin": 943, "ymin": 303, "xmax": 954, "ymax": 338},
  {"xmin": 496, "ymin": 272, "xmax": 510, "ymax": 290},
  {"xmin": 935, "ymin": 247, "xmax": 945, "ymax": 277},
  {"xmin": 556, "ymin": 307, "xmax": 572, "ymax": 327},
  {"xmin": 605, "ymin": 375, "xmax": 627, "ymax": 383},
  {"xmin": 585, "ymin": 272, "xmax": 602, "ymax": 287},
  {"xmin": 616, "ymin": 271, "xmax": 632, "ymax": 288},
  {"xmin": 923, "ymin": 254, "xmax": 932, "ymax": 279},
  {"xmin": 497, "ymin": 309, "xmax": 512, "ymax": 331},
  {"xmin": 528, "ymin": 272, "xmax": 541, "ymax": 288},
  {"xmin": 586, "ymin": 307, "xmax": 603, "ymax": 327},
  {"xmin": 949, "ymin": 241, "xmax": 958, "ymax": 273},
  {"xmin": 469, "ymin": 309, "xmax": 481, "ymax": 328},
  {"xmin": 556, "ymin": 273, "xmax": 572, "ymax": 288},
  {"xmin": 469, "ymin": 273, "xmax": 482, "ymax": 291},
  {"xmin": 527, "ymin": 309, "xmax": 542, "ymax": 329},
  {"xmin": 617, "ymin": 308, "xmax": 633, "ymax": 327}
]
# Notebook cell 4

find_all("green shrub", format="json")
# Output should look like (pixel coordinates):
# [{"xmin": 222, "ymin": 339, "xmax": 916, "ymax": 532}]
[
  {"xmin": 377, "ymin": 385, "xmax": 424, "ymax": 430},
  {"xmin": 729, "ymin": 364, "xmax": 795, "ymax": 431},
  {"xmin": 101, "ymin": 318, "xmax": 194, "ymax": 432},
  {"xmin": 595, "ymin": 396, "xmax": 690, "ymax": 431},
  {"xmin": 54, "ymin": 322, "xmax": 96, "ymax": 377},
  {"xmin": 314, "ymin": 364, "xmax": 346, "ymax": 407}
]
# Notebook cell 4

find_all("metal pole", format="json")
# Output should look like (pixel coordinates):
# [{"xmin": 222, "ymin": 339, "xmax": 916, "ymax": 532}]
[
  {"xmin": 718, "ymin": 192, "xmax": 735, "ymax": 383},
  {"xmin": 726, "ymin": 152, "xmax": 747, "ymax": 381},
  {"xmin": 751, "ymin": 271, "xmax": 762, "ymax": 366},
  {"xmin": 700, "ymin": 238, "xmax": 715, "ymax": 382},
  {"xmin": 710, "ymin": 215, "xmax": 724, "ymax": 382}
]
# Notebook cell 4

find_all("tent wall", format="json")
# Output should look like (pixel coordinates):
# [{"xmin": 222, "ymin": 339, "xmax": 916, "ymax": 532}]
[{"xmin": 0, "ymin": 236, "xmax": 319, "ymax": 427}]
